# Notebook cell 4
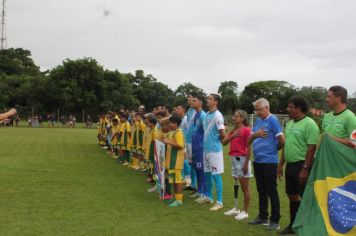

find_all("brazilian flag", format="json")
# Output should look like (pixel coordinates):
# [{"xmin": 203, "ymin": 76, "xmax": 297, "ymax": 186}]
[{"xmin": 293, "ymin": 135, "xmax": 356, "ymax": 235}]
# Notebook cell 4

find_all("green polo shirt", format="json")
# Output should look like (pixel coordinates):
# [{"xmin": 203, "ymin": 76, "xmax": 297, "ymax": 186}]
[
  {"xmin": 285, "ymin": 116, "xmax": 320, "ymax": 163},
  {"xmin": 322, "ymin": 109, "xmax": 356, "ymax": 139}
]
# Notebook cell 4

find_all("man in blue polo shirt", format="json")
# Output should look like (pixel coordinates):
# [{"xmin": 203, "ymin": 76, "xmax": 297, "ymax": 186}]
[{"xmin": 248, "ymin": 98, "xmax": 285, "ymax": 231}]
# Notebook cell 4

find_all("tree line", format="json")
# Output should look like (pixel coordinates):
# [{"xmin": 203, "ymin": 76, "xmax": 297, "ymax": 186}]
[{"xmin": 0, "ymin": 48, "xmax": 355, "ymax": 119}]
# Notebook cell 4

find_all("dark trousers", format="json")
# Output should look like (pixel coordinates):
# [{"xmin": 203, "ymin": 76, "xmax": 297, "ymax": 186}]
[{"xmin": 253, "ymin": 162, "xmax": 281, "ymax": 223}]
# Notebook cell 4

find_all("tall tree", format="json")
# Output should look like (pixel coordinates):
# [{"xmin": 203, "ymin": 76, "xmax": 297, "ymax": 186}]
[
  {"xmin": 174, "ymin": 82, "xmax": 206, "ymax": 107},
  {"xmin": 239, "ymin": 80, "xmax": 297, "ymax": 113},
  {"xmin": 218, "ymin": 81, "xmax": 238, "ymax": 113}
]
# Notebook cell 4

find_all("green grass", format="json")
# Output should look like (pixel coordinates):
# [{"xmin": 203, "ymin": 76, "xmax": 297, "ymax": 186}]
[{"xmin": 0, "ymin": 127, "xmax": 290, "ymax": 236}]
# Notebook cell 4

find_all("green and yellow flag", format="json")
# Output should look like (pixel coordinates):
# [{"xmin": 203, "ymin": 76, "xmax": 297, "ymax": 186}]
[{"xmin": 293, "ymin": 135, "xmax": 356, "ymax": 236}]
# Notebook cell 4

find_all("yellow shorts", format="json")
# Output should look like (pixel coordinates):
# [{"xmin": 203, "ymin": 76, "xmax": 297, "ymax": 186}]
[{"xmin": 168, "ymin": 169, "xmax": 182, "ymax": 184}]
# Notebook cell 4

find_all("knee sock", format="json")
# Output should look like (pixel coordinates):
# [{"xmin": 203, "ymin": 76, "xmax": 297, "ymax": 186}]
[
  {"xmin": 289, "ymin": 201, "xmax": 300, "ymax": 228},
  {"xmin": 190, "ymin": 166, "xmax": 197, "ymax": 188},
  {"xmin": 234, "ymin": 184, "xmax": 239, "ymax": 208},
  {"xmin": 183, "ymin": 160, "xmax": 191, "ymax": 178},
  {"xmin": 213, "ymin": 174, "xmax": 223, "ymax": 205},
  {"xmin": 196, "ymin": 169, "xmax": 205, "ymax": 195},
  {"xmin": 204, "ymin": 172, "xmax": 213, "ymax": 201}
]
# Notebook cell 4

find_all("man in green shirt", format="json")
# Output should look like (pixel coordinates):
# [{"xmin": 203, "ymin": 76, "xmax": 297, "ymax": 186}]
[
  {"xmin": 322, "ymin": 85, "xmax": 356, "ymax": 148},
  {"xmin": 278, "ymin": 96, "xmax": 320, "ymax": 235}
]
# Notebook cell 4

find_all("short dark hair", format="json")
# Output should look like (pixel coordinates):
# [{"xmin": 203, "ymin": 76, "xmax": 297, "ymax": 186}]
[
  {"xmin": 148, "ymin": 117, "xmax": 157, "ymax": 125},
  {"xmin": 156, "ymin": 111, "xmax": 167, "ymax": 117},
  {"xmin": 210, "ymin": 93, "xmax": 221, "ymax": 106},
  {"xmin": 120, "ymin": 113, "xmax": 128, "ymax": 120},
  {"xmin": 169, "ymin": 114, "xmax": 182, "ymax": 126},
  {"xmin": 112, "ymin": 118, "xmax": 119, "ymax": 123},
  {"xmin": 193, "ymin": 94, "xmax": 205, "ymax": 102},
  {"xmin": 288, "ymin": 96, "xmax": 309, "ymax": 113},
  {"xmin": 329, "ymin": 85, "xmax": 347, "ymax": 103}
]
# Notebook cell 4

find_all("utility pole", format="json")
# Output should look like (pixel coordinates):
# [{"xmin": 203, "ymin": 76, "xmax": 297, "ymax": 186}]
[{"xmin": 1, "ymin": 0, "xmax": 6, "ymax": 50}]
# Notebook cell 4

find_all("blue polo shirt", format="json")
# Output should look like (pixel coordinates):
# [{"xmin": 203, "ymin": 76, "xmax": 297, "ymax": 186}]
[{"xmin": 252, "ymin": 114, "xmax": 283, "ymax": 163}]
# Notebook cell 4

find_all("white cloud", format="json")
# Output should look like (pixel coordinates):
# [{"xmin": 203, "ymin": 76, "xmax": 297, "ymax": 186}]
[{"xmin": 6, "ymin": 0, "xmax": 356, "ymax": 95}]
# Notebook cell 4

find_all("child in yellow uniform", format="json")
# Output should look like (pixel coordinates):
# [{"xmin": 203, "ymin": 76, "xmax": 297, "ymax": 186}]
[
  {"xmin": 142, "ymin": 113, "xmax": 155, "ymax": 172},
  {"xmin": 145, "ymin": 116, "xmax": 159, "ymax": 188},
  {"xmin": 132, "ymin": 113, "xmax": 146, "ymax": 170},
  {"xmin": 164, "ymin": 114, "xmax": 185, "ymax": 207},
  {"xmin": 158, "ymin": 118, "xmax": 173, "ymax": 200},
  {"xmin": 98, "ymin": 114, "xmax": 107, "ymax": 145},
  {"xmin": 119, "ymin": 113, "xmax": 131, "ymax": 165},
  {"xmin": 111, "ymin": 118, "xmax": 120, "ymax": 158}
]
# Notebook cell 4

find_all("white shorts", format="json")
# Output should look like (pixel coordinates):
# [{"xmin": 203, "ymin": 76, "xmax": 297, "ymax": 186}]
[
  {"xmin": 203, "ymin": 152, "xmax": 224, "ymax": 175},
  {"xmin": 185, "ymin": 143, "xmax": 192, "ymax": 162},
  {"xmin": 231, "ymin": 156, "xmax": 253, "ymax": 178}
]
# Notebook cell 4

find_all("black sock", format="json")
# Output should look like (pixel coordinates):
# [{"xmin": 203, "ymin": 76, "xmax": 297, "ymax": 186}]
[{"xmin": 289, "ymin": 201, "xmax": 300, "ymax": 228}]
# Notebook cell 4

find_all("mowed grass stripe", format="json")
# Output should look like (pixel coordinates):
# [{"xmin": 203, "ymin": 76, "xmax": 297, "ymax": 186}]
[{"xmin": 0, "ymin": 128, "xmax": 288, "ymax": 235}]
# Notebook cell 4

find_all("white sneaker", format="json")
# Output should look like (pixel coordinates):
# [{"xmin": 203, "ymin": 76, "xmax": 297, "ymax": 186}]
[
  {"xmin": 209, "ymin": 203, "xmax": 223, "ymax": 211},
  {"xmin": 147, "ymin": 186, "xmax": 156, "ymax": 193},
  {"xmin": 235, "ymin": 211, "xmax": 249, "ymax": 220},
  {"xmin": 224, "ymin": 207, "xmax": 240, "ymax": 216},
  {"xmin": 189, "ymin": 192, "xmax": 201, "ymax": 198},
  {"xmin": 195, "ymin": 196, "xmax": 205, "ymax": 202},
  {"xmin": 197, "ymin": 196, "xmax": 212, "ymax": 204}
]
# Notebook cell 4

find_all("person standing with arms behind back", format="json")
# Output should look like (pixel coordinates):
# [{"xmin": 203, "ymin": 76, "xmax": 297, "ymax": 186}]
[
  {"xmin": 277, "ymin": 96, "xmax": 320, "ymax": 234},
  {"xmin": 322, "ymin": 85, "xmax": 356, "ymax": 148},
  {"xmin": 248, "ymin": 98, "xmax": 285, "ymax": 231}
]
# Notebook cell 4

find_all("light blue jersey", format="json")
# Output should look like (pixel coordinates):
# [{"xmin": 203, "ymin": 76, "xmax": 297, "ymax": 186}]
[
  {"xmin": 203, "ymin": 110, "xmax": 225, "ymax": 153},
  {"xmin": 182, "ymin": 107, "xmax": 196, "ymax": 144},
  {"xmin": 252, "ymin": 114, "xmax": 283, "ymax": 163}
]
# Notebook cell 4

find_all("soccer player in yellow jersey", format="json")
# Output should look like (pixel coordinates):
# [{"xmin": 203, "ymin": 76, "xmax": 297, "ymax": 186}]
[
  {"xmin": 145, "ymin": 116, "xmax": 159, "ymax": 185},
  {"xmin": 159, "ymin": 118, "xmax": 174, "ymax": 200},
  {"xmin": 98, "ymin": 114, "xmax": 107, "ymax": 146},
  {"xmin": 164, "ymin": 114, "xmax": 185, "ymax": 207},
  {"xmin": 133, "ymin": 113, "xmax": 146, "ymax": 170},
  {"xmin": 119, "ymin": 113, "xmax": 131, "ymax": 165},
  {"xmin": 142, "ymin": 113, "xmax": 155, "ymax": 172},
  {"xmin": 111, "ymin": 118, "xmax": 120, "ymax": 158}
]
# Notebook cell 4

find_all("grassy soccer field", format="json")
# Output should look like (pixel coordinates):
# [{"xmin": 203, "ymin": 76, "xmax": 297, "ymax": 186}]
[{"xmin": 0, "ymin": 127, "xmax": 290, "ymax": 236}]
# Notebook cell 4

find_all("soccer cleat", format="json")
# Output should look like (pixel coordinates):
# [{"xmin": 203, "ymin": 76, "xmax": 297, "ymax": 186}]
[
  {"xmin": 195, "ymin": 196, "xmax": 205, "ymax": 202},
  {"xmin": 266, "ymin": 222, "xmax": 280, "ymax": 231},
  {"xmin": 122, "ymin": 162, "xmax": 129, "ymax": 166},
  {"xmin": 248, "ymin": 217, "xmax": 269, "ymax": 225},
  {"xmin": 147, "ymin": 186, "xmax": 157, "ymax": 193},
  {"xmin": 224, "ymin": 207, "xmax": 240, "ymax": 216},
  {"xmin": 163, "ymin": 193, "xmax": 173, "ymax": 200},
  {"xmin": 189, "ymin": 191, "xmax": 201, "ymax": 198},
  {"xmin": 168, "ymin": 200, "xmax": 182, "ymax": 207},
  {"xmin": 164, "ymin": 198, "xmax": 176, "ymax": 204},
  {"xmin": 235, "ymin": 211, "xmax": 248, "ymax": 220},
  {"xmin": 209, "ymin": 203, "xmax": 223, "ymax": 211},
  {"xmin": 183, "ymin": 186, "xmax": 196, "ymax": 191},
  {"xmin": 196, "ymin": 196, "xmax": 212, "ymax": 204}
]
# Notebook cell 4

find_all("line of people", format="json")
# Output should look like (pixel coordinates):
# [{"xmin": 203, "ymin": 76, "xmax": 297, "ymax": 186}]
[{"xmin": 97, "ymin": 85, "xmax": 356, "ymax": 234}]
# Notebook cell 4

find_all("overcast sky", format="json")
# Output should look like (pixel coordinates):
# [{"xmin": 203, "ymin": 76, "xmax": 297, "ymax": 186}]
[{"xmin": 6, "ymin": 0, "xmax": 356, "ymax": 95}]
